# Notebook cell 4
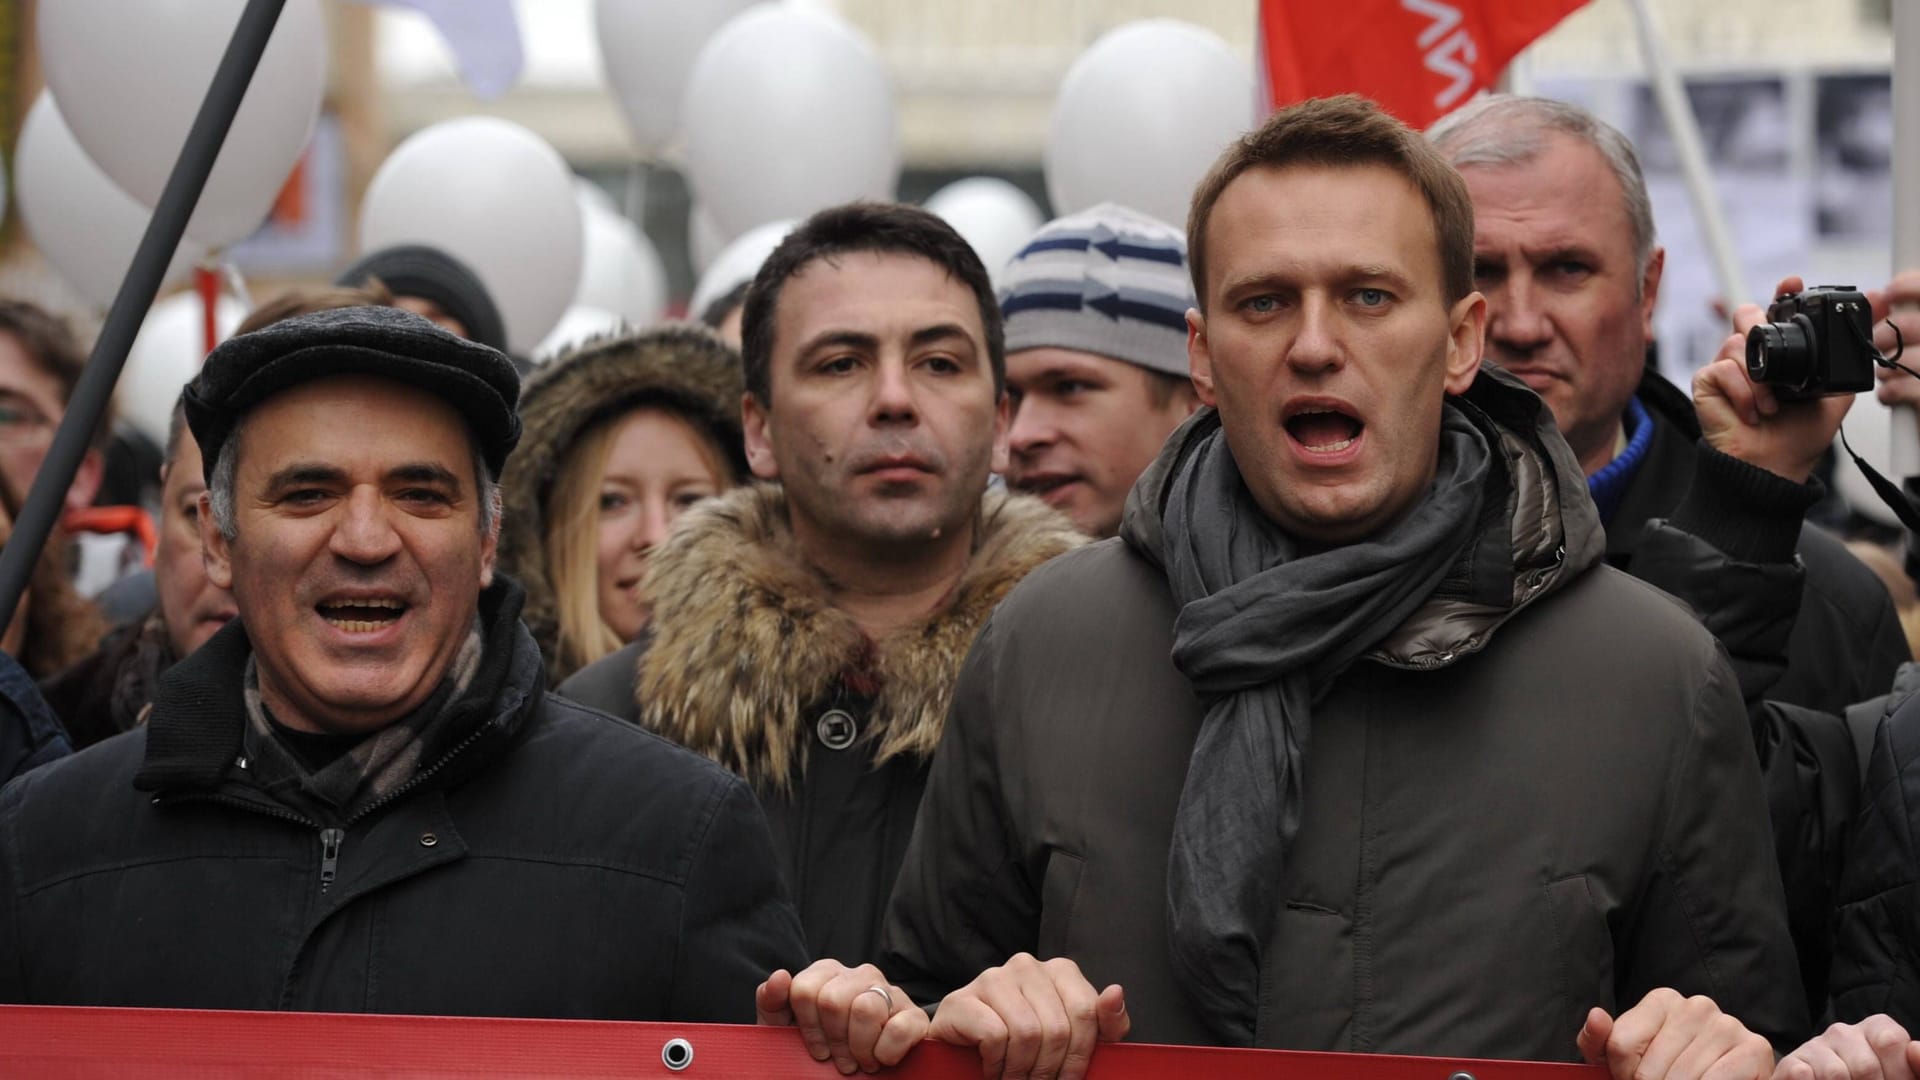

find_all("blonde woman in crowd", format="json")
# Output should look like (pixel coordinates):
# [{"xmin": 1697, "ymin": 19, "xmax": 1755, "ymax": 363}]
[{"xmin": 499, "ymin": 325, "xmax": 747, "ymax": 681}]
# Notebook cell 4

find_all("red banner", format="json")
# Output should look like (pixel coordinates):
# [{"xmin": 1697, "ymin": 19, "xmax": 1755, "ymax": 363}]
[
  {"xmin": 1259, "ymin": 0, "xmax": 1588, "ymax": 129},
  {"xmin": 0, "ymin": 1005, "xmax": 1607, "ymax": 1078}
]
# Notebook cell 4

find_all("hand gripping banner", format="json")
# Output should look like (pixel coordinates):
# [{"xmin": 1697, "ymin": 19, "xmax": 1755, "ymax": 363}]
[{"xmin": 0, "ymin": 1005, "xmax": 1606, "ymax": 1078}]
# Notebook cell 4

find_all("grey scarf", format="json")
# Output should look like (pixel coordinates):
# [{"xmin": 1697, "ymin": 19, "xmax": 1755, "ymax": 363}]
[
  {"xmin": 240, "ymin": 620, "xmax": 484, "ymax": 823},
  {"xmin": 1155, "ymin": 405, "xmax": 1492, "ymax": 1044}
]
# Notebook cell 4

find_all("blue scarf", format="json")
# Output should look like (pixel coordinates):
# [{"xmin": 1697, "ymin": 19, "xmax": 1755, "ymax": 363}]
[{"xmin": 1586, "ymin": 396, "xmax": 1652, "ymax": 524}]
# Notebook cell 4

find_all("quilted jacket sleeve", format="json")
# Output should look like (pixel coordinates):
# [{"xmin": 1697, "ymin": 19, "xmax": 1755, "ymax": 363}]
[{"xmin": 1830, "ymin": 686, "xmax": 1920, "ymax": 1030}]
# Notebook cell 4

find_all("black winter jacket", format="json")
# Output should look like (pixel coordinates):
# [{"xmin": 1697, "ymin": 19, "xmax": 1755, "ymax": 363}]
[
  {"xmin": 1620, "ymin": 374, "xmax": 1907, "ymax": 1014},
  {"xmin": 1614, "ymin": 373, "xmax": 1905, "ymax": 713},
  {"xmin": 883, "ymin": 374, "xmax": 1807, "ymax": 1057},
  {"xmin": 0, "ymin": 580, "xmax": 807, "ymax": 1018},
  {"xmin": 1829, "ymin": 668, "xmax": 1920, "ymax": 1027}
]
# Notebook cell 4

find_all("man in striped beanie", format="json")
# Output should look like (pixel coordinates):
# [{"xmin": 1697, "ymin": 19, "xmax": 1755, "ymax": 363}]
[{"xmin": 998, "ymin": 203, "xmax": 1201, "ymax": 537}]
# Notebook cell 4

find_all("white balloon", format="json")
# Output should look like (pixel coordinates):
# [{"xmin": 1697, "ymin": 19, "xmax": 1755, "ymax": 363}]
[
  {"xmin": 16, "ymin": 94, "xmax": 207, "ymax": 310},
  {"xmin": 689, "ymin": 219, "xmax": 794, "ymax": 324},
  {"xmin": 688, "ymin": 202, "xmax": 730, "ymax": 277},
  {"xmin": 595, "ymin": 0, "xmax": 761, "ymax": 154},
  {"xmin": 359, "ymin": 118, "xmax": 583, "ymax": 355},
  {"xmin": 575, "ymin": 198, "xmax": 669, "ymax": 327},
  {"xmin": 1046, "ymin": 20, "xmax": 1254, "ymax": 230},
  {"xmin": 574, "ymin": 176, "xmax": 621, "ymax": 220},
  {"xmin": 39, "ymin": 0, "xmax": 327, "ymax": 248},
  {"xmin": 924, "ymin": 178, "xmax": 1047, "ymax": 288},
  {"xmin": 683, "ymin": 6, "xmax": 898, "ymax": 237},
  {"xmin": 533, "ymin": 305, "xmax": 627, "ymax": 364},
  {"xmin": 117, "ymin": 291, "xmax": 247, "ymax": 448}
]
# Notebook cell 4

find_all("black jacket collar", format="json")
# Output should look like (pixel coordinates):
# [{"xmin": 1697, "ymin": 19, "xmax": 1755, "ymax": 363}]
[{"xmin": 1606, "ymin": 370, "xmax": 1699, "ymax": 562}]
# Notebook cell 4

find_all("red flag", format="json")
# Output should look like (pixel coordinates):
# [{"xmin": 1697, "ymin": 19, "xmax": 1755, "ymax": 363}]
[{"xmin": 1259, "ymin": 0, "xmax": 1588, "ymax": 129}]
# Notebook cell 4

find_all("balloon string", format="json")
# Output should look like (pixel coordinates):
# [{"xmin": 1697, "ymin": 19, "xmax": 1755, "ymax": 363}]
[{"xmin": 195, "ymin": 263, "xmax": 221, "ymax": 357}]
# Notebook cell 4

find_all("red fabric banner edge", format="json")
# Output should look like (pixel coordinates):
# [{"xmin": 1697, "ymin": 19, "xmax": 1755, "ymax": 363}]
[{"xmin": 0, "ymin": 1004, "xmax": 1608, "ymax": 1078}]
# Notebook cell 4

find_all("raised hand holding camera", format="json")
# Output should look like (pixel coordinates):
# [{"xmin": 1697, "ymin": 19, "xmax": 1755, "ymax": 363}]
[
  {"xmin": 1716, "ymin": 273, "xmax": 1920, "ymax": 535},
  {"xmin": 1745, "ymin": 285, "xmax": 1881, "ymax": 401},
  {"xmin": 1696, "ymin": 275, "xmax": 1853, "ymax": 484}
]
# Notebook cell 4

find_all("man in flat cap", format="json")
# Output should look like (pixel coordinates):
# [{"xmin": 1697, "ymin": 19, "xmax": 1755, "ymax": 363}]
[{"xmin": 0, "ymin": 306, "xmax": 807, "ymax": 1019}]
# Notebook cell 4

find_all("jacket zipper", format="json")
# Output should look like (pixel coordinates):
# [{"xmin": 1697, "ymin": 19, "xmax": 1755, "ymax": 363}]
[
  {"xmin": 318, "ymin": 828, "xmax": 344, "ymax": 892},
  {"xmin": 155, "ymin": 791, "xmax": 344, "ymax": 894},
  {"xmin": 153, "ymin": 686, "xmax": 525, "ymax": 891}
]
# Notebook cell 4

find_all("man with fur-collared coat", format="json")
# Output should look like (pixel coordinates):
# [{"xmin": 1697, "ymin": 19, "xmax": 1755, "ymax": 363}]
[{"xmin": 560, "ymin": 203, "xmax": 1082, "ymax": 965}]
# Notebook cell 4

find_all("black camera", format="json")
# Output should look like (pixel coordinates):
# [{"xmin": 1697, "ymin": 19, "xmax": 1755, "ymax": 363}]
[{"xmin": 1744, "ymin": 286, "xmax": 1878, "ymax": 399}]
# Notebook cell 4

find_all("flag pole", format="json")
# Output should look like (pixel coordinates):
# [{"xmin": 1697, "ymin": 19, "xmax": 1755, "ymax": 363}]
[
  {"xmin": 0, "ymin": 0, "xmax": 287, "ymax": 635},
  {"xmin": 1889, "ymin": 0, "xmax": 1920, "ymax": 476},
  {"xmin": 1625, "ymin": 0, "xmax": 1747, "ymax": 304}
]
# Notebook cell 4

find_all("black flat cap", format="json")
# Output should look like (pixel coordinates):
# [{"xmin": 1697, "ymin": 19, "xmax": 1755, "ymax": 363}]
[
  {"xmin": 184, "ymin": 305, "xmax": 522, "ymax": 485},
  {"xmin": 335, "ymin": 244, "xmax": 510, "ymax": 354}
]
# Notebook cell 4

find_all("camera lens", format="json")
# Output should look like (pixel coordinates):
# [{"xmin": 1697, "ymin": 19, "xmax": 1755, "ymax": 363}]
[{"xmin": 1746, "ymin": 319, "xmax": 1813, "ymax": 390}]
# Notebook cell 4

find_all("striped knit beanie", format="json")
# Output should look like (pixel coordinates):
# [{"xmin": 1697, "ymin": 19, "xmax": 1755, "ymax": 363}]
[{"xmin": 997, "ymin": 203, "xmax": 1194, "ymax": 377}]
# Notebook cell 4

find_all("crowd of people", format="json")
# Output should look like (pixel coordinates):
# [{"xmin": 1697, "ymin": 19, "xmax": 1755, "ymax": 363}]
[{"xmin": 4, "ymin": 92, "xmax": 1920, "ymax": 1080}]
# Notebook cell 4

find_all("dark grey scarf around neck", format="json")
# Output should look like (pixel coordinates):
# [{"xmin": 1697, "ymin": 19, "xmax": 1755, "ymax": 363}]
[
  {"xmin": 240, "ymin": 619, "xmax": 485, "ymax": 824},
  {"xmin": 1155, "ymin": 404, "xmax": 1492, "ymax": 1044}
]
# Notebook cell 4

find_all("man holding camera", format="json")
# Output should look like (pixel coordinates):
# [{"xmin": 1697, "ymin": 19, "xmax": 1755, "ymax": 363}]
[
  {"xmin": 1430, "ymin": 95, "xmax": 1906, "ymax": 717},
  {"xmin": 1431, "ymin": 96, "xmax": 1910, "ymax": 1024}
]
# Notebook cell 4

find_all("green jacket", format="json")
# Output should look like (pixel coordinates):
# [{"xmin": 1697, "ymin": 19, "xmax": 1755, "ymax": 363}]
[{"xmin": 882, "ymin": 368, "xmax": 1807, "ymax": 1058}]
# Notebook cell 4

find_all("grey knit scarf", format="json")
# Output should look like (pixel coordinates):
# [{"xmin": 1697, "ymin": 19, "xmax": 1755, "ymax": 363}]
[
  {"xmin": 240, "ymin": 620, "xmax": 484, "ymax": 823},
  {"xmin": 1156, "ymin": 405, "xmax": 1492, "ymax": 1044}
]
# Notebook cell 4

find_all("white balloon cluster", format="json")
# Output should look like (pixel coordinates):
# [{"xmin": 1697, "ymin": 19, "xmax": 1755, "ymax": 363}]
[
  {"xmin": 26, "ymin": 0, "xmax": 1256, "ymax": 382},
  {"xmin": 595, "ymin": 0, "xmax": 761, "ymax": 157},
  {"xmin": 590, "ymin": 6, "xmax": 1252, "ymax": 311},
  {"xmin": 21, "ymin": 0, "xmax": 328, "ymax": 305},
  {"xmin": 16, "ymin": 95, "xmax": 207, "ymax": 310},
  {"xmin": 596, "ymin": 0, "xmax": 898, "ymax": 274}
]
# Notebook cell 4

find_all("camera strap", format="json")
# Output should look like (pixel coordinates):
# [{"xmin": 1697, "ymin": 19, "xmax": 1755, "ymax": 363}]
[
  {"xmin": 1838, "ymin": 424, "xmax": 1920, "ymax": 536},
  {"xmin": 1829, "ymin": 315, "xmax": 1920, "ymax": 533}
]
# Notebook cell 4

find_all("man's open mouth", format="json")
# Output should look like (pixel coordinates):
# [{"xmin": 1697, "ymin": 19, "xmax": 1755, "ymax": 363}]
[
  {"xmin": 1283, "ymin": 407, "xmax": 1365, "ymax": 454},
  {"xmin": 1014, "ymin": 473, "xmax": 1080, "ymax": 496},
  {"xmin": 316, "ymin": 597, "xmax": 409, "ymax": 634}
]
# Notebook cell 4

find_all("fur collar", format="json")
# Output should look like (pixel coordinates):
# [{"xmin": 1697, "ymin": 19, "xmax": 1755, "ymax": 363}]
[{"xmin": 637, "ymin": 483, "xmax": 1082, "ymax": 788}]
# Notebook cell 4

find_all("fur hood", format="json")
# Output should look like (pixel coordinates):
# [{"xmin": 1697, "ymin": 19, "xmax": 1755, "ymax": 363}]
[
  {"xmin": 637, "ymin": 483, "xmax": 1084, "ymax": 788},
  {"xmin": 496, "ymin": 323, "xmax": 746, "ymax": 681}
]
